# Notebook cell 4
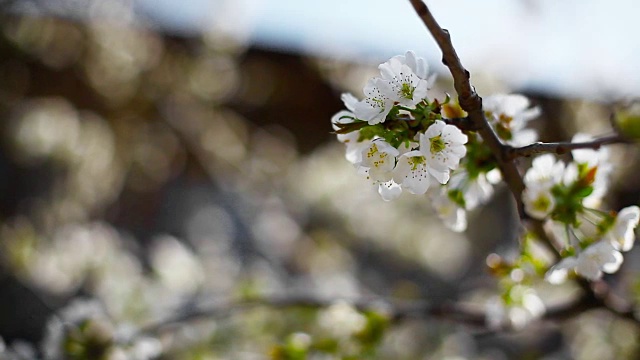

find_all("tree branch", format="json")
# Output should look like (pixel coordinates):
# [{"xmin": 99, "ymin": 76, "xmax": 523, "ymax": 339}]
[
  {"xmin": 405, "ymin": 0, "xmax": 640, "ymax": 329},
  {"xmin": 407, "ymin": 0, "xmax": 524, "ymax": 215},
  {"xmin": 505, "ymin": 134, "xmax": 629, "ymax": 160},
  {"xmin": 406, "ymin": 0, "xmax": 562, "ymax": 258},
  {"xmin": 135, "ymin": 295, "xmax": 485, "ymax": 335},
  {"xmin": 134, "ymin": 291, "xmax": 638, "ymax": 339}
]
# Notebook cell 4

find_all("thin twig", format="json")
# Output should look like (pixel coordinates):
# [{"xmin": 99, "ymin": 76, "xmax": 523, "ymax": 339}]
[{"xmin": 505, "ymin": 134, "xmax": 629, "ymax": 160}]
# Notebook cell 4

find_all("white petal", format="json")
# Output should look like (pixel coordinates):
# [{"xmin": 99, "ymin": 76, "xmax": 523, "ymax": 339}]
[
  {"xmin": 575, "ymin": 259, "xmax": 603, "ymax": 280},
  {"xmin": 442, "ymin": 125, "xmax": 468, "ymax": 144},
  {"xmin": 428, "ymin": 167, "xmax": 450, "ymax": 184},
  {"xmin": 378, "ymin": 180, "xmax": 402, "ymax": 201},
  {"xmin": 613, "ymin": 206, "xmax": 640, "ymax": 251},
  {"xmin": 424, "ymin": 120, "xmax": 445, "ymax": 138},
  {"xmin": 341, "ymin": 93, "xmax": 359, "ymax": 112},
  {"xmin": 545, "ymin": 257, "xmax": 578, "ymax": 284}
]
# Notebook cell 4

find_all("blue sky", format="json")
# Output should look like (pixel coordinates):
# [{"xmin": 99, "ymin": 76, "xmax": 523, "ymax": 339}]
[{"xmin": 135, "ymin": 0, "xmax": 640, "ymax": 100}]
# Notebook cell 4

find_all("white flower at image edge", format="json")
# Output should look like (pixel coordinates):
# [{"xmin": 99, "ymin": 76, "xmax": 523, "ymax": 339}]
[
  {"xmin": 331, "ymin": 93, "xmax": 371, "ymax": 165},
  {"xmin": 378, "ymin": 50, "xmax": 430, "ymax": 107},
  {"xmin": 353, "ymin": 77, "xmax": 395, "ymax": 125},
  {"xmin": 392, "ymin": 150, "xmax": 431, "ymax": 194},
  {"xmin": 420, "ymin": 120, "xmax": 468, "ymax": 184},
  {"xmin": 546, "ymin": 241, "xmax": 623, "ymax": 284},
  {"xmin": 606, "ymin": 205, "xmax": 640, "ymax": 252}
]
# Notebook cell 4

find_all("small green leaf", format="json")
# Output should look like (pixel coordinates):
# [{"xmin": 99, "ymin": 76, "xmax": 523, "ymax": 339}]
[
  {"xmin": 574, "ymin": 186, "xmax": 594, "ymax": 198},
  {"xmin": 333, "ymin": 121, "xmax": 368, "ymax": 134}
]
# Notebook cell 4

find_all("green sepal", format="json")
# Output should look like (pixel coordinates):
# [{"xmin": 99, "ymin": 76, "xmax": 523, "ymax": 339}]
[
  {"xmin": 333, "ymin": 120, "xmax": 368, "ymax": 135},
  {"xmin": 574, "ymin": 185, "xmax": 594, "ymax": 199},
  {"xmin": 448, "ymin": 188, "xmax": 466, "ymax": 208}
]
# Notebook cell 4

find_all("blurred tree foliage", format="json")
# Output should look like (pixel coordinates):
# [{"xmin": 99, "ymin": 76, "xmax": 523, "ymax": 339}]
[{"xmin": 1, "ymin": 4, "xmax": 640, "ymax": 360}]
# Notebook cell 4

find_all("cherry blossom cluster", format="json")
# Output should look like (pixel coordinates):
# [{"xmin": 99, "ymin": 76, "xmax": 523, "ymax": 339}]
[
  {"xmin": 520, "ymin": 145, "xmax": 640, "ymax": 282},
  {"xmin": 332, "ymin": 52, "xmax": 541, "ymax": 232},
  {"xmin": 332, "ymin": 51, "xmax": 640, "ymax": 330},
  {"xmin": 332, "ymin": 51, "xmax": 467, "ymax": 202}
]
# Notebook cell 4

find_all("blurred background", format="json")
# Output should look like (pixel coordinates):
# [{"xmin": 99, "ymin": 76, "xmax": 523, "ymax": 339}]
[{"xmin": 1, "ymin": 0, "xmax": 640, "ymax": 358}]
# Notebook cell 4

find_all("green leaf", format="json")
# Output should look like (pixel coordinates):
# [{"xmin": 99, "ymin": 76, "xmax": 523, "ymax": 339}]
[
  {"xmin": 447, "ymin": 189, "xmax": 466, "ymax": 208},
  {"xmin": 574, "ymin": 186, "xmax": 594, "ymax": 198},
  {"xmin": 358, "ymin": 124, "xmax": 385, "ymax": 141},
  {"xmin": 333, "ymin": 121, "xmax": 368, "ymax": 135}
]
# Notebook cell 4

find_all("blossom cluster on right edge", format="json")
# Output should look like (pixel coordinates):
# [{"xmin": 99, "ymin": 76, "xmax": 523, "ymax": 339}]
[{"xmin": 520, "ymin": 140, "xmax": 640, "ymax": 283}]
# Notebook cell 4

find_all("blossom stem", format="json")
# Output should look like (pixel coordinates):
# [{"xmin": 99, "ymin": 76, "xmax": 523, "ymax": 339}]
[{"xmin": 583, "ymin": 207, "xmax": 610, "ymax": 217}]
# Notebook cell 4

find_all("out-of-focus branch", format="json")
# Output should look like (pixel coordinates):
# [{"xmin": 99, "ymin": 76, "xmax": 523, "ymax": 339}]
[
  {"xmin": 505, "ymin": 134, "xmax": 629, "ymax": 160},
  {"xmin": 135, "ymin": 291, "xmax": 638, "ymax": 339},
  {"xmin": 136, "ymin": 295, "xmax": 485, "ymax": 335}
]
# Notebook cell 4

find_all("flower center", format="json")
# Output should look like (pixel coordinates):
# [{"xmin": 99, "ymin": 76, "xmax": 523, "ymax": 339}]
[
  {"xmin": 400, "ymin": 82, "xmax": 414, "ymax": 100},
  {"xmin": 408, "ymin": 156, "xmax": 425, "ymax": 171},
  {"xmin": 430, "ymin": 135, "xmax": 446, "ymax": 154},
  {"xmin": 498, "ymin": 114, "xmax": 513, "ymax": 126},
  {"xmin": 366, "ymin": 143, "xmax": 379, "ymax": 159},
  {"xmin": 532, "ymin": 194, "xmax": 552, "ymax": 213}
]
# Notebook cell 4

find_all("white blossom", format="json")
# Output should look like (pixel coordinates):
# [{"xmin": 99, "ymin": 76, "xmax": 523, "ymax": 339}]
[
  {"xmin": 605, "ymin": 205, "xmax": 640, "ymax": 252},
  {"xmin": 318, "ymin": 301, "xmax": 366, "ymax": 339},
  {"xmin": 392, "ymin": 150, "xmax": 431, "ymax": 194},
  {"xmin": 332, "ymin": 93, "xmax": 370, "ymax": 164},
  {"xmin": 522, "ymin": 155, "xmax": 565, "ymax": 218},
  {"xmin": 483, "ymin": 94, "xmax": 540, "ymax": 146},
  {"xmin": 378, "ymin": 179, "xmax": 403, "ymax": 201},
  {"xmin": 378, "ymin": 50, "xmax": 430, "ymax": 107},
  {"xmin": 448, "ymin": 171, "xmax": 495, "ymax": 210},
  {"xmin": 571, "ymin": 133, "xmax": 610, "ymax": 167},
  {"xmin": 420, "ymin": 120, "xmax": 468, "ymax": 184},
  {"xmin": 524, "ymin": 154, "xmax": 564, "ymax": 189},
  {"xmin": 546, "ymin": 241, "xmax": 623, "ymax": 283},
  {"xmin": 486, "ymin": 288, "xmax": 545, "ymax": 330},
  {"xmin": 42, "ymin": 299, "xmax": 112, "ymax": 360},
  {"xmin": 522, "ymin": 185, "xmax": 556, "ymax": 219},
  {"xmin": 359, "ymin": 140, "xmax": 399, "ymax": 183},
  {"xmin": 431, "ymin": 187, "xmax": 467, "ymax": 232},
  {"xmin": 571, "ymin": 133, "xmax": 613, "ymax": 207},
  {"xmin": 353, "ymin": 77, "xmax": 394, "ymax": 125}
]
